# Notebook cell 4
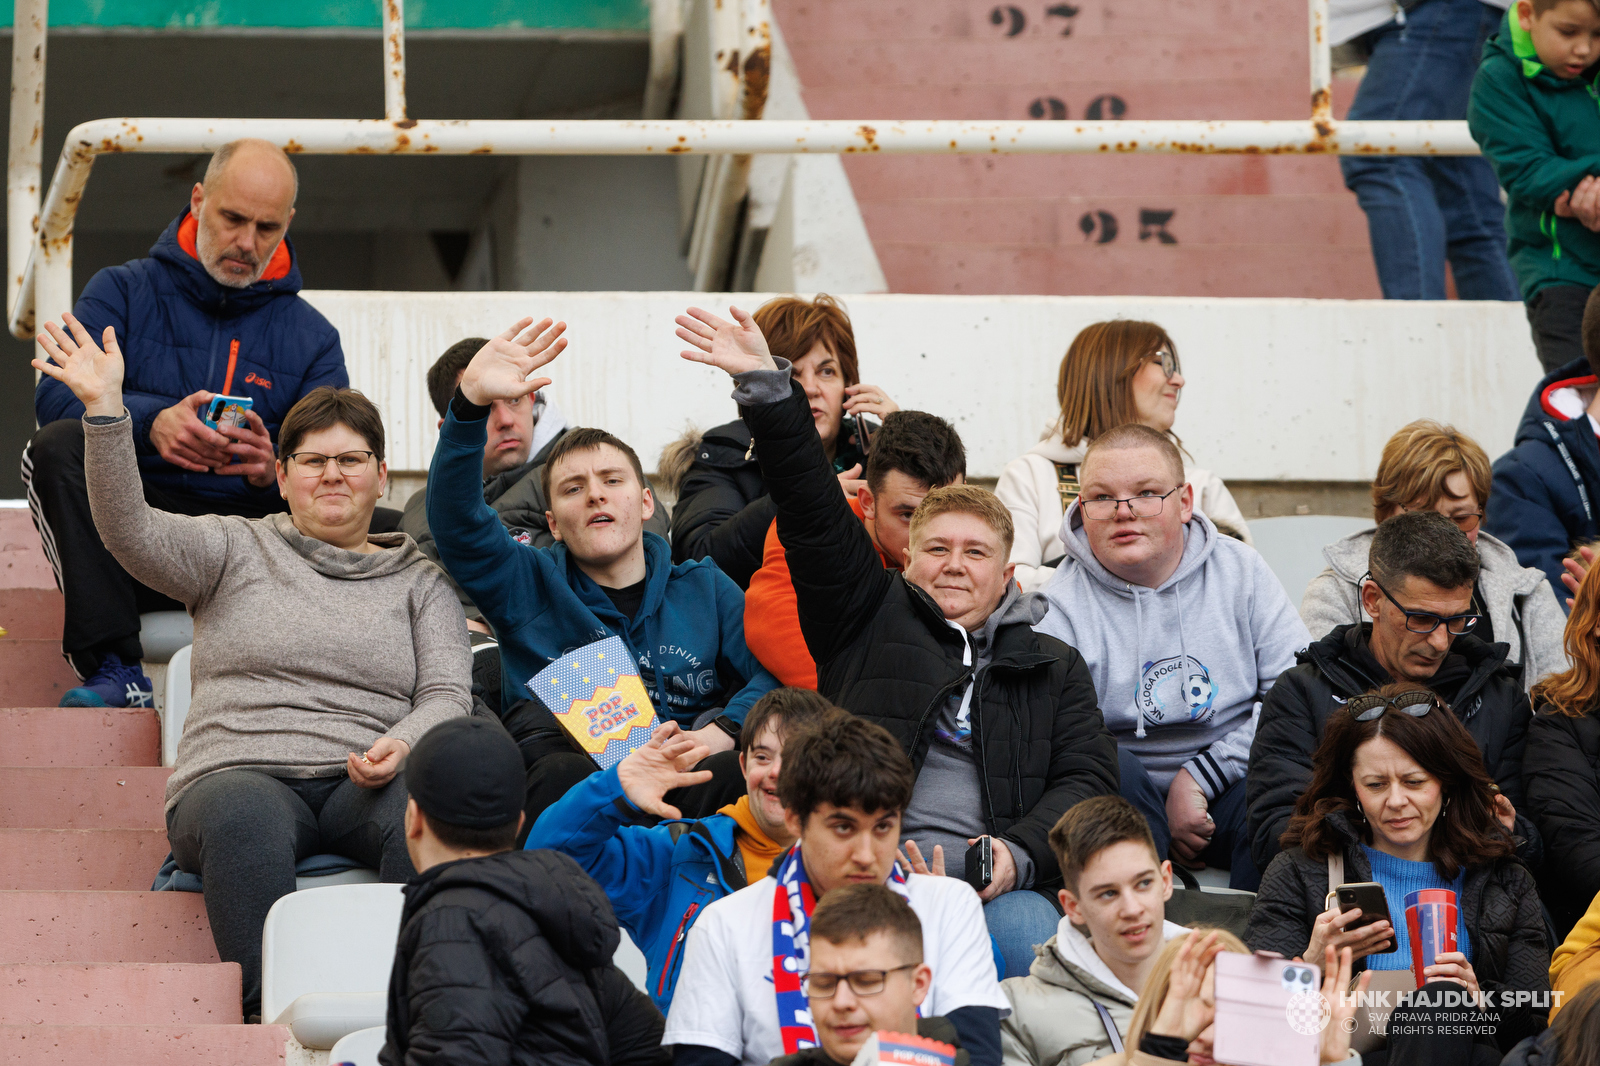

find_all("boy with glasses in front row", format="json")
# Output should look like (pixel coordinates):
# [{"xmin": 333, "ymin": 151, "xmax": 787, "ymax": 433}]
[
  {"xmin": 768, "ymin": 883, "xmax": 971, "ymax": 1066},
  {"xmin": 1247, "ymin": 509, "xmax": 1540, "ymax": 872}
]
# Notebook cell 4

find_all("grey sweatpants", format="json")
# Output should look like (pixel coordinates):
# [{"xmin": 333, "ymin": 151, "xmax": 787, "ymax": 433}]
[{"xmin": 166, "ymin": 768, "xmax": 414, "ymax": 1018}]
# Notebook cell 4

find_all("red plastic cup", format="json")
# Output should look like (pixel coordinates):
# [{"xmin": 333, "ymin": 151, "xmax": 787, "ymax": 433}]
[{"xmin": 1405, "ymin": 888, "xmax": 1458, "ymax": 989}]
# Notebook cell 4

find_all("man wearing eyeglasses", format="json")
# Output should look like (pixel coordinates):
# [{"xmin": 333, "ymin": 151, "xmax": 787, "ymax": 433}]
[
  {"xmin": 766, "ymin": 883, "xmax": 969, "ymax": 1066},
  {"xmin": 1033, "ymin": 422, "xmax": 1310, "ymax": 893},
  {"xmin": 1247, "ymin": 510, "xmax": 1537, "ymax": 872}
]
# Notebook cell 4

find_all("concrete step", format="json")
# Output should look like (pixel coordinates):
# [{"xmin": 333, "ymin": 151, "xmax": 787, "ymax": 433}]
[
  {"xmin": 0, "ymin": 891, "xmax": 216, "ymax": 965},
  {"xmin": 0, "ymin": 767, "xmax": 170, "ymax": 829},
  {"xmin": 0, "ymin": 962, "xmax": 242, "ymax": 1024},
  {"xmin": 0, "ymin": 1023, "xmax": 288, "ymax": 1064},
  {"xmin": 0, "ymin": 707, "xmax": 160, "ymax": 767},
  {"xmin": 0, "ymin": 829, "xmax": 170, "ymax": 890},
  {"xmin": 0, "ymin": 508, "xmax": 54, "ymax": 592},
  {"xmin": 0, "ymin": 587, "xmax": 65, "ymax": 640},
  {"xmin": 0, "ymin": 639, "xmax": 82, "ymax": 707}
]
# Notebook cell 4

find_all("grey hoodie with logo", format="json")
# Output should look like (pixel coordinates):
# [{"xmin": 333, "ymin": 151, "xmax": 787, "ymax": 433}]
[{"xmin": 1034, "ymin": 506, "xmax": 1308, "ymax": 799}]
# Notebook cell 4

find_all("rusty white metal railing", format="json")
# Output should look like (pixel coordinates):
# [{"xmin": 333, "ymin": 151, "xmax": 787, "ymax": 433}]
[{"xmin": 6, "ymin": 0, "xmax": 1467, "ymax": 340}]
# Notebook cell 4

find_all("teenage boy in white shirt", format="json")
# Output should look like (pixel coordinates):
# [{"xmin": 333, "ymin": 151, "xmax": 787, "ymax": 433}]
[{"xmin": 662, "ymin": 715, "xmax": 1010, "ymax": 1066}]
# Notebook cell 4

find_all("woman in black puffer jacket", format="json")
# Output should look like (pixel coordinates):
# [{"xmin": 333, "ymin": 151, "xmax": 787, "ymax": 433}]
[
  {"xmin": 1246, "ymin": 682, "xmax": 1549, "ymax": 1060},
  {"xmin": 664, "ymin": 294, "xmax": 891, "ymax": 588}
]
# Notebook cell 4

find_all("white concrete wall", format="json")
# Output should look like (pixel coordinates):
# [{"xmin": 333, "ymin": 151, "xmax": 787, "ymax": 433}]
[{"xmin": 299, "ymin": 291, "xmax": 1545, "ymax": 481}]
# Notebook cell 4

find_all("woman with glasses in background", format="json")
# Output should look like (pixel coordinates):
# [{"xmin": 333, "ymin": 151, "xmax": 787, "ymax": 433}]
[
  {"xmin": 30, "ymin": 314, "xmax": 471, "ymax": 1022},
  {"xmin": 1525, "ymin": 560, "xmax": 1600, "ymax": 935},
  {"xmin": 1247, "ymin": 681, "xmax": 1548, "ymax": 1063},
  {"xmin": 1302, "ymin": 419, "xmax": 1565, "ymax": 690},
  {"xmin": 995, "ymin": 319, "xmax": 1250, "ymax": 594}
]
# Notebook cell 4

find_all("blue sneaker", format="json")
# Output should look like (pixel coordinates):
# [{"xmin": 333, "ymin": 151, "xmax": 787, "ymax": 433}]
[{"xmin": 60, "ymin": 653, "xmax": 154, "ymax": 708}]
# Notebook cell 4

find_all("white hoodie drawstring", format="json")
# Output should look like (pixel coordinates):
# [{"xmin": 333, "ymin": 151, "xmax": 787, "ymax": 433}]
[
  {"xmin": 944, "ymin": 617, "xmax": 975, "ymax": 734},
  {"xmin": 1131, "ymin": 586, "xmax": 1146, "ymax": 739}
]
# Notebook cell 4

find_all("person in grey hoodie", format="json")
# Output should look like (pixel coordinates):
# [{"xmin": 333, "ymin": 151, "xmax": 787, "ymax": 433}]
[
  {"xmin": 1035, "ymin": 424, "xmax": 1309, "ymax": 892},
  {"xmin": 1301, "ymin": 419, "xmax": 1565, "ymax": 690},
  {"xmin": 32, "ymin": 313, "xmax": 472, "ymax": 1020}
]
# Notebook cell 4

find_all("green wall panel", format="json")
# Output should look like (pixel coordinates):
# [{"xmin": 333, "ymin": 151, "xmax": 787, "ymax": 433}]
[{"xmin": 3, "ymin": 0, "xmax": 646, "ymax": 30}]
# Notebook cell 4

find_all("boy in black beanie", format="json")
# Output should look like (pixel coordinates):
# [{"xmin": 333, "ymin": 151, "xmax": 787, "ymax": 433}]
[{"xmin": 380, "ymin": 717, "xmax": 668, "ymax": 1066}]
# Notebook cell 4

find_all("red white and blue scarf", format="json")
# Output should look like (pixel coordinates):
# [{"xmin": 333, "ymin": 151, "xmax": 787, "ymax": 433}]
[{"xmin": 771, "ymin": 844, "xmax": 914, "ymax": 1054}]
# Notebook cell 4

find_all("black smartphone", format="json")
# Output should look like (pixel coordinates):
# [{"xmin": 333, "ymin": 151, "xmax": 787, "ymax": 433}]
[
  {"xmin": 965, "ymin": 836, "xmax": 993, "ymax": 892},
  {"xmin": 1335, "ymin": 882, "xmax": 1397, "ymax": 953}
]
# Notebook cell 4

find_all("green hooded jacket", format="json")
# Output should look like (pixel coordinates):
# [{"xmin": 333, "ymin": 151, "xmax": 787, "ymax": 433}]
[{"xmin": 1468, "ymin": 7, "xmax": 1600, "ymax": 299}]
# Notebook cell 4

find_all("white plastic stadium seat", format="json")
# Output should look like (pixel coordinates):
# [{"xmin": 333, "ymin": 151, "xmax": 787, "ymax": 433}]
[
  {"xmin": 161, "ymin": 642, "xmax": 193, "ymax": 767},
  {"xmin": 1247, "ymin": 515, "xmax": 1371, "ymax": 606},
  {"xmin": 138, "ymin": 610, "xmax": 194, "ymax": 663},
  {"xmin": 262, "ymin": 883, "xmax": 405, "ymax": 1049},
  {"xmin": 328, "ymin": 1025, "xmax": 387, "ymax": 1066}
]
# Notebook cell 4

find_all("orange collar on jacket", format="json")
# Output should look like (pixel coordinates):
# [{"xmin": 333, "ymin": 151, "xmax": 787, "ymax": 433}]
[{"xmin": 178, "ymin": 212, "xmax": 292, "ymax": 283}]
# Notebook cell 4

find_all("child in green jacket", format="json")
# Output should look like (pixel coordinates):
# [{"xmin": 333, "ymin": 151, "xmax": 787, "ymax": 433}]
[{"xmin": 1469, "ymin": 0, "xmax": 1600, "ymax": 372}]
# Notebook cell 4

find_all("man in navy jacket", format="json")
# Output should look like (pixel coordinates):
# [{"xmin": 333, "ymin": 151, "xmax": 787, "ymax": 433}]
[{"xmin": 23, "ymin": 139, "xmax": 346, "ymax": 706}]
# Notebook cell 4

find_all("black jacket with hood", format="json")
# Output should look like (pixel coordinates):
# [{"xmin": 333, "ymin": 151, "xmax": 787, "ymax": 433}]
[
  {"xmin": 1523, "ymin": 698, "xmax": 1600, "ymax": 928},
  {"xmin": 379, "ymin": 848, "xmax": 667, "ymax": 1066},
  {"xmin": 668, "ymin": 415, "xmax": 870, "ymax": 589},
  {"xmin": 1246, "ymin": 624, "xmax": 1539, "ymax": 872},
  {"xmin": 1246, "ymin": 811, "xmax": 1549, "ymax": 1053},
  {"xmin": 1484, "ymin": 356, "xmax": 1600, "ymax": 607},
  {"xmin": 732, "ymin": 365, "xmax": 1119, "ymax": 887}
]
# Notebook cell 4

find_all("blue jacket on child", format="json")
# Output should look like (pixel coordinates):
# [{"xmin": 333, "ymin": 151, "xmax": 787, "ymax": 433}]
[
  {"xmin": 35, "ymin": 206, "xmax": 347, "ymax": 507},
  {"xmin": 1485, "ymin": 356, "xmax": 1600, "ymax": 607},
  {"xmin": 426, "ymin": 403, "xmax": 778, "ymax": 721},
  {"xmin": 524, "ymin": 762, "xmax": 747, "ymax": 1014}
]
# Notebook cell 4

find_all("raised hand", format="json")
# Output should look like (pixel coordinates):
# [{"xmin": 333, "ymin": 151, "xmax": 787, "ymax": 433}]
[
  {"xmin": 1320, "ymin": 944, "xmax": 1370, "ymax": 1065},
  {"xmin": 459, "ymin": 317, "xmax": 569, "ymax": 407},
  {"xmin": 898, "ymin": 839, "xmax": 945, "ymax": 878},
  {"xmin": 676, "ymin": 306, "xmax": 777, "ymax": 377},
  {"xmin": 615, "ymin": 721, "xmax": 714, "ymax": 820},
  {"xmin": 1150, "ymin": 930, "xmax": 1222, "ymax": 1043},
  {"xmin": 33, "ymin": 314, "xmax": 126, "ymax": 418}
]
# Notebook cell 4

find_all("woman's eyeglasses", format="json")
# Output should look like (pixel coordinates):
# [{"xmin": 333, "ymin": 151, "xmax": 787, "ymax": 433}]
[
  {"xmin": 799, "ymin": 964, "xmax": 917, "ymax": 998},
  {"xmin": 1080, "ymin": 486, "xmax": 1181, "ymax": 522},
  {"xmin": 1347, "ymin": 689, "xmax": 1442, "ymax": 722},
  {"xmin": 285, "ymin": 450, "xmax": 376, "ymax": 476},
  {"xmin": 1150, "ymin": 349, "xmax": 1181, "ymax": 380}
]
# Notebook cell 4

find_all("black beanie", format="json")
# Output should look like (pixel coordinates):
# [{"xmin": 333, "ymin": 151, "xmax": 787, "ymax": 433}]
[{"xmin": 406, "ymin": 717, "xmax": 525, "ymax": 829}]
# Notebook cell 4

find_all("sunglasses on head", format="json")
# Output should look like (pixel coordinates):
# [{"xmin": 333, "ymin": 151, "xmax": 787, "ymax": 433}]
[{"xmin": 1347, "ymin": 689, "xmax": 1443, "ymax": 722}]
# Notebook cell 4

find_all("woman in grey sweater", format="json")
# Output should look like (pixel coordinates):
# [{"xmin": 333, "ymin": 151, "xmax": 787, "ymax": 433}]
[
  {"xmin": 34, "ymin": 314, "xmax": 472, "ymax": 1019},
  {"xmin": 1301, "ymin": 420, "xmax": 1565, "ymax": 690}
]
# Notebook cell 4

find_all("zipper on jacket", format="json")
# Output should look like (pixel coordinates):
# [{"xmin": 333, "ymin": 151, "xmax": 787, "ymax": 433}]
[
  {"xmin": 222, "ymin": 339, "xmax": 240, "ymax": 396},
  {"xmin": 658, "ymin": 901, "xmax": 700, "ymax": 997}
]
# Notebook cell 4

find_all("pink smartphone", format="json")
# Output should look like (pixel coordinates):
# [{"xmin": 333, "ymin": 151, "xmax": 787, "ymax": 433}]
[{"xmin": 1211, "ymin": 952, "xmax": 1322, "ymax": 1066}]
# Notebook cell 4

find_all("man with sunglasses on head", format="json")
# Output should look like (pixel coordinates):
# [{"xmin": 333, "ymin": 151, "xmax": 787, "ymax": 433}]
[
  {"xmin": 1034, "ymin": 423, "xmax": 1309, "ymax": 893},
  {"xmin": 1247, "ymin": 509, "xmax": 1538, "ymax": 871}
]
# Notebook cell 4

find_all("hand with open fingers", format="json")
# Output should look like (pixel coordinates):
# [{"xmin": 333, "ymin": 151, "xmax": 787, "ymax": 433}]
[
  {"xmin": 899, "ymin": 840, "xmax": 944, "ymax": 878},
  {"xmin": 1423, "ymin": 951, "xmax": 1479, "ymax": 994},
  {"xmin": 837, "ymin": 464, "xmax": 866, "ymax": 500},
  {"xmin": 615, "ymin": 723, "xmax": 714, "ymax": 819},
  {"xmin": 347, "ymin": 736, "xmax": 409, "ymax": 789},
  {"xmin": 1149, "ymin": 930, "xmax": 1222, "ymax": 1043},
  {"xmin": 1321, "ymin": 945, "xmax": 1371, "ymax": 1064},
  {"xmin": 33, "ymin": 313, "xmax": 127, "ymax": 419},
  {"xmin": 1564, "ymin": 545, "xmax": 1594, "ymax": 608},
  {"xmin": 213, "ymin": 408, "xmax": 278, "ymax": 487},
  {"xmin": 1306, "ymin": 905, "xmax": 1394, "ymax": 965},
  {"xmin": 843, "ymin": 383, "xmax": 900, "ymax": 420},
  {"xmin": 459, "ymin": 317, "xmax": 569, "ymax": 407},
  {"xmin": 676, "ymin": 306, "xmax": 777, "ymax": 377},
  {"xmin": 972, "ymin": 836, "xmax": 1018, "ymax": 900},
  {"xmin": 151, "ymin": 391, "xmax": 234, "ymax": 472}
]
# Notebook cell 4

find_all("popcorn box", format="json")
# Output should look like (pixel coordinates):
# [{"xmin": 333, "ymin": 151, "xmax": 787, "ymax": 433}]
[
  {"xmin": 526, "ymin": 635, "xmax": 658, "ymax": 770},
  {"xmin": 849, "ymin": 1031, "xmax": 958, "ymax": 1066}
]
